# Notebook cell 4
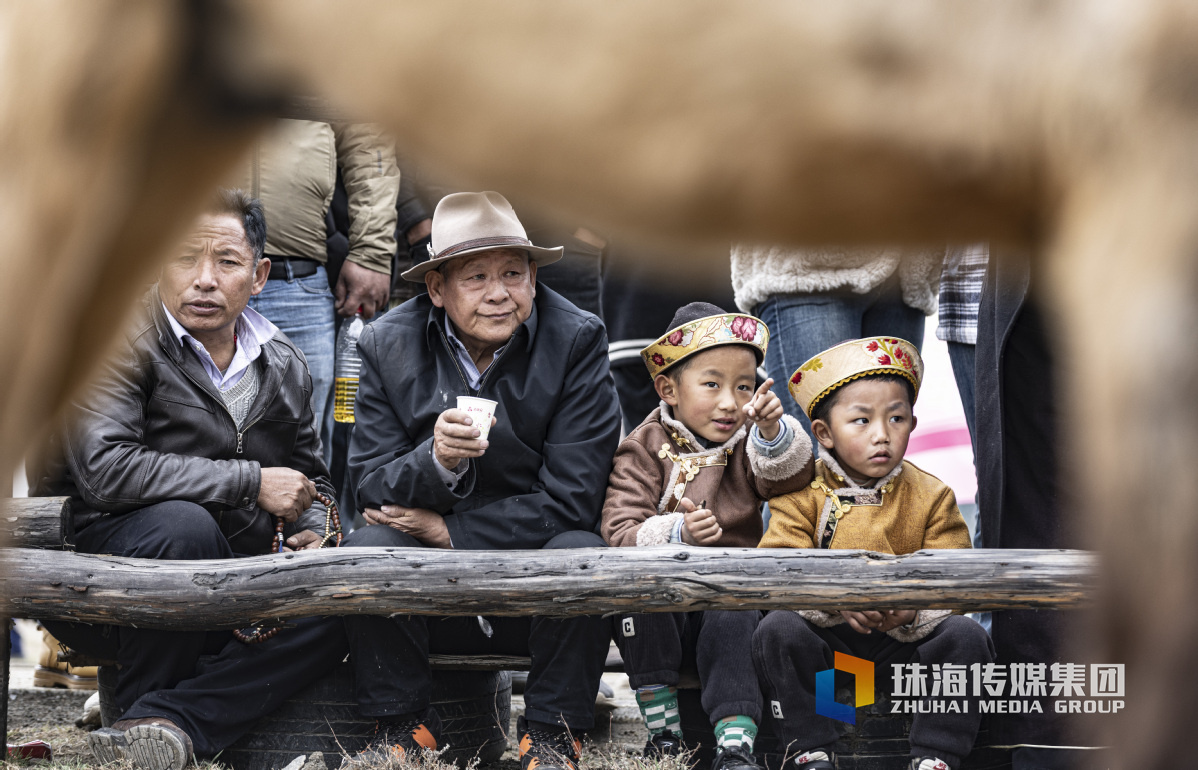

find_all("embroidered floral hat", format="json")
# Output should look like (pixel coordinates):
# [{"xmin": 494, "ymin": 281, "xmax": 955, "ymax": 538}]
[
  {"xmin": 641, "ymin": 302, "xmax": 769, "ymax": 379},
  {"xmin": 788, "ymin": 337, "xmax": 924, "ymax": 418}
]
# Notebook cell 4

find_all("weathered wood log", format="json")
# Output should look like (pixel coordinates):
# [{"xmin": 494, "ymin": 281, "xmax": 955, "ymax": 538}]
[
  {"xmin": 0, "ymin": 497, "xmax": 70, "ymax": 549},
  {"xmin": 0, "ymin": 546, "xmax": 1095, "ymax": 630}
]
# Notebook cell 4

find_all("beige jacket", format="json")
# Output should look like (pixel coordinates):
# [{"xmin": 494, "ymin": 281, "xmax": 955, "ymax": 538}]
[
  {"xmin": 602, "ymin": 405, "xmax": 813, "ymax": 548},
  {"xmin": 242, "ymin": 119, "xmax": 399, "ymax": 274},
  {"xmin": 762, "ymin": 452, "xmax": 971, "ymax": 641}
]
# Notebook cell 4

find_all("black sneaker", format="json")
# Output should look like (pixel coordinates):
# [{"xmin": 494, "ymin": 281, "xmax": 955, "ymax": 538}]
[
  {"xmin": 909, "ymin": 758, "xmax": 950, "ymax": 770},
  {"xmin": 712, "ymin": 744, "xmax": 761, "ymax": 770},
  {"xmin": 791, "ymin": 747, "xmax": 835, "ymax": 769},
  {"xmin": 644, "ymin": 729, "xmax": 685, "ymax": 759},
  {"xmin": 518, "ymin": 716, "xmax": 582, "ymax": 770},
  {"xmin": 347, "ymin": 709, "xmax": 442, "ymax": 766}
]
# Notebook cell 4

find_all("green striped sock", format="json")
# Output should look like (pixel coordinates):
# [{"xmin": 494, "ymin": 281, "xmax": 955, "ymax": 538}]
[
  {"xmin": 715, "ymin": 715, "xmax": 757, "ymax": 752},
  {"xmin": 636, "ymin": 685, "xmax": 681, "ymax": 736}
]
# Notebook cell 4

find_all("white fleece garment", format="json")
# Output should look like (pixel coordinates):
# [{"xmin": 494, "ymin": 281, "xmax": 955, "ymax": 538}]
[{"xmin": 730, "ymin": 244, "xmax": 945, "ymax": 316}]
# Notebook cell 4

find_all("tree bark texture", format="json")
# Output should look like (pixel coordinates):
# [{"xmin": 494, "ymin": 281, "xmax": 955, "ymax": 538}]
[
  {"xmin": 0, "ymin": 546, "xmax": 1094, "ymax": 630},
  {"xmin": 0, "ymin": 497, "xmax": 70, "ymax": 549}
]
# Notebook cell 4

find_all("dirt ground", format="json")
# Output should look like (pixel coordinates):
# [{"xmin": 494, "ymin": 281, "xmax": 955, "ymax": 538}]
[{"xmin": 4, "ymin": 670, "xmax": 649, "ymax": 770}]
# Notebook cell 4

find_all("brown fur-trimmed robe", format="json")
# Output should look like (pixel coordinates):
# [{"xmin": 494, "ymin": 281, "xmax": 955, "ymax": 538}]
[{"xmin": 602, "ymin": 405, "xmax": 813, "ymax": 548}]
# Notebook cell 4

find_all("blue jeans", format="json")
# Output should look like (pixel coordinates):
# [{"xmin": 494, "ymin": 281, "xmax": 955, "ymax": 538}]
[
  {"xmin": 248, "ymin": 265, "xmax": 335, "ymax": 444},
  {"xmin": 754, "ymin": 275, "xmax": 926, "ymax": 441},
  {"xmin": 946, "ymin": 341, "xmax": 977, "ymax": 461}
]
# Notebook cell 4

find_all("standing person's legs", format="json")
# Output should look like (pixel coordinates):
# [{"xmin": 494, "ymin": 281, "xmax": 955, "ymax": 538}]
[
  {"xmin": 946, "ymin": 341, "xmax": 978, "ymax": 460},
  {"xmin": 860, "ymin": 273, "xmax": 927, "ymax": 351},
  {"xmin": 248, "ymin": 265, "xmax": 336, "ymax": 441},
  {"xmin": 755, "ymin": 293, "xmax": 862, "ymax": 436},
  {"xmin": 45, "ymin": 501, "xmax": 235, "ymax": 716},
  {"xmin": 944, "ymin": 340, "xmax": 982, "ymax": 570},
  {"xmin": 993, "ymin": 300, "xmax": 1078, "ymax": 770}
]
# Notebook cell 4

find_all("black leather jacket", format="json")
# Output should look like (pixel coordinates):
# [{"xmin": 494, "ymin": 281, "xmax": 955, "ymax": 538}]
[{"xmin": 32, "ymin": 287, "xmax": 333, "ymax": 555}]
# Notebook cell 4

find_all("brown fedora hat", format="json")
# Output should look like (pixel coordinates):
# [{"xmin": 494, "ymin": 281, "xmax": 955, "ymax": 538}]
[{"xmin": 400, "ymin": 191, "xmax": 564, "ymax": 282}]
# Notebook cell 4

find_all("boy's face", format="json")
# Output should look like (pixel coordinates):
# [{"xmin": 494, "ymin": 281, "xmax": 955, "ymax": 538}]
[
  {"xmin": 810, "ymin": 378, "xmax": 916, "ymax": 484},
  {"xmin": 655, "ymin": 346, "xmax": 758, "ymax": 444}
]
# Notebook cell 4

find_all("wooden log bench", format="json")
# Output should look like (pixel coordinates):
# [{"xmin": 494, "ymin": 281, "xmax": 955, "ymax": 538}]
[{"xmin": 0, "ymin": 497, "xmax": 1098, "ymax": 769}]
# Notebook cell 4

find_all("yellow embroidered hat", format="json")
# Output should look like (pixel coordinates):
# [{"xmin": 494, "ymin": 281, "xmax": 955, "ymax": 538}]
[
  {"xmin": 788, "ymin": 337, "xmax": 924, "ymax": 418},
  {"xmin": 641, "ymin": 302, "xmax": 769, "ymax": 379}
]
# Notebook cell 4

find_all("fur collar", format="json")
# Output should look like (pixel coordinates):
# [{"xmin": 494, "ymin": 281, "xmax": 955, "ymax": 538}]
[
  {"xmin": 658, "ymin": 402, "xmax": 748, "ymax": 456},
  {"xmin": 812, "ymin": 447, "xmax": 905, "ymax": 549}
]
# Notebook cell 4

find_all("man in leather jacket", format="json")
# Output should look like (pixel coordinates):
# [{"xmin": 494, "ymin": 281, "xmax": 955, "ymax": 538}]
[{"xmin": 33, "ymin": 189, "xmax": 347, "ymax": 770}]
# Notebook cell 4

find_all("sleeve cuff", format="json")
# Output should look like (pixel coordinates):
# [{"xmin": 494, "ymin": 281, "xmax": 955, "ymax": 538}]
[
  {"xmin": 431, "ymin": 446, "xmax": 470, "ymax": 489},
  {"xmin": 636, "ymin": 512, "xmax": 684, "ymax": 546},
  {"xmin": 751, "ymin": 420, "xmax": 793, "ymax": 458}
]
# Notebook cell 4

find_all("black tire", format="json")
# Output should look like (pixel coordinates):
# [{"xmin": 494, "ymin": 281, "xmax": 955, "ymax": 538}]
[{"xmin": 100, "ymin": 661, "xmax": 511, "ymax": 770}]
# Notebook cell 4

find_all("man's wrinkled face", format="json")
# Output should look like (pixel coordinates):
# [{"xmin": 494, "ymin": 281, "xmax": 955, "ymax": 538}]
[
  {"xmin": 426, "ymin": 248, "xmax": 537, "ymax": 356},
  {"xmin": 159, "ymin": 213, "xmax": 268, "ymax": 339}
]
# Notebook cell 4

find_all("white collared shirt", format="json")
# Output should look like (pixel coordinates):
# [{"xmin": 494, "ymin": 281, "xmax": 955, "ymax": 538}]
[{"xmin": 163, "ymin": 303, "xmax": 278, "ymax": 391}]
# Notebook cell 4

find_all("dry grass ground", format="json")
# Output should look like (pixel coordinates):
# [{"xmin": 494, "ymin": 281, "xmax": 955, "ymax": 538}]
[{"xmin": 4, "ymin": 687, "xmax": 665, "ymax": 770}]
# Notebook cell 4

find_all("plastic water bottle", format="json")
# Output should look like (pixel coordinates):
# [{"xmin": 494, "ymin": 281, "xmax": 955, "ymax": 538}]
[{"xmin": 333, "ymin": 311, "xmax": 365, "ymax": 423}]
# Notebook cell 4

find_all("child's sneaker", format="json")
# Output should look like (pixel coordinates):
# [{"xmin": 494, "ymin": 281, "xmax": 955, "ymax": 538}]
[
  {"xmin": 909, "ymin": 758, "xmax": 950, "ymax": 770},
  {"xmin": 711, "ymin": 744, "xmax": 761, "ymax": 770},
  {"xmin": 348, "ymin": 709, "xmax": 441, "ymax": 765},
  {"xmin": 643, "ymin": 729, "xmax": 685, "ymax": 759},
  {"xmin": 791, "ymin": 747, "xmax": 835, "ymax": 769},
  {"xmin": 518, "ymin": 716, "xmax": 582, "ymax": 770}
]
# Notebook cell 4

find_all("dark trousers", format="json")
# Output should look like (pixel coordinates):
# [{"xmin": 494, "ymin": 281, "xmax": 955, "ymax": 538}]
[
  {"xmin": 42, "ymin": 501, "xmax": 348, "ymax": 756},
  {"xmin": 753, "ymin": 612, "xmax": 994, "ymax": 769},
  {"xmin": 615, "ymin": 610, "xmax": 762, "ymax": 725},
  {"xmin": 342, "ymin": 525, "xmax": 609, "ymax": 731}
]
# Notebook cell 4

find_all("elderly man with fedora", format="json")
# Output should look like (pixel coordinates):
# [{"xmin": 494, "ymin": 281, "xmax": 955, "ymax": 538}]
[{"xmin": 340, "ymin": 191, "xmax": 620, "ymax": 769}]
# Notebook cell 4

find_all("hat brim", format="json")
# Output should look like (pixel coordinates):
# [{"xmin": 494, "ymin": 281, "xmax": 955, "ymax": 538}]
[{"xmin": 400, "ymin": 244, "xmax": 564, "ymax": 282}]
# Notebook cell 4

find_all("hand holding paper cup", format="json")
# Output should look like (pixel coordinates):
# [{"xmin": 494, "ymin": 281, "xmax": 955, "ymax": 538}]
[{"xmin": 457, "ymin": 396, "xmax": 498, "ymax": 440}]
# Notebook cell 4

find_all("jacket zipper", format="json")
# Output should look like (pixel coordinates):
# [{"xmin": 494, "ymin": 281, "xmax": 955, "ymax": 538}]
[
  {"xmin": 436, "ymin": 324, "xmax": 513, "ymax": 397},
  {"xmin": 174, "ymin": 358, "xmax": 266, "ymax": 456},
  {"xmin": 437, "ymin": 325, "xmax": 473, "ymax": 393},
  {"xmin": 476, "ymin": 343, "xmax": 511, "ymax": 393}
]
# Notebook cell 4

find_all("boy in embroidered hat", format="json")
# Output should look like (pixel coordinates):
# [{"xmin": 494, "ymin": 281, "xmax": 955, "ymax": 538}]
[
  {"xmin": 752, "ymin": 338, "xmax": 994, "ymax": 770},
  {"xmin": 602, "ymin": 302, "xmax": 815, "ymax": 770}
]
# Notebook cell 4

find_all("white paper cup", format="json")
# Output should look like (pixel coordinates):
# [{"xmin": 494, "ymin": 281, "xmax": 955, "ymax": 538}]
[{"xmin": 457, "ymin": 396, "xmax": 498, "ymax": 440}]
